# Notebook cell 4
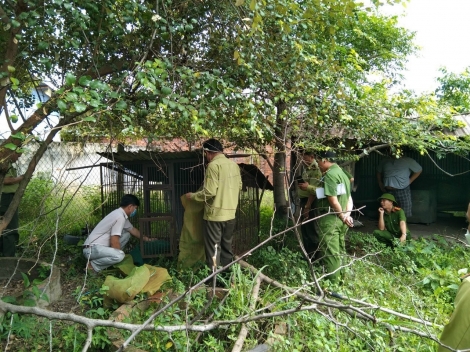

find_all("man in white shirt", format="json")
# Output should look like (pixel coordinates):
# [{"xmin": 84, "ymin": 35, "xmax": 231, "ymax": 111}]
[{"xmin": 83, "ymin": 194, "xmax": 148, "ymax": 272}]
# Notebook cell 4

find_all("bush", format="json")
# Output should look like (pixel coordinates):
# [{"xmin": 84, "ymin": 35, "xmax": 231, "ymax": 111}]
[
  {"xmin": 18, "ymin": 175, "xmax": 102, "ymax": 258},
  {"xmin": 6, "ymin": 192, "xmax": 469, "ymax": 351}
]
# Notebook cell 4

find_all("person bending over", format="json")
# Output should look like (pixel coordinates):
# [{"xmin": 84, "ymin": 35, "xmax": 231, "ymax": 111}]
[{"xmin": 82, "ymin": 194, "xmax": 149, "ymax": 273}]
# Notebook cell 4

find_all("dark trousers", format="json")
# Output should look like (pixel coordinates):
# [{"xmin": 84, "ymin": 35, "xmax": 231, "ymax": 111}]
[
  {"xmin": 0, "ymin": 193, "xmax": 19, "ymax": 257},
  {"xmin": 203, "ymin": 219, "xmax": 236, "ymax": 269},
  {"xmin": 299, "ymin": 198, "xmax": 319, "ymax": 259}
]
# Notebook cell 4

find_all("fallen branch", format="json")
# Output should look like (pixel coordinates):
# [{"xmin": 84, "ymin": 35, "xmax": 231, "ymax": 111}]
[
  {"xmin": 232, "ymin": 275, "xmax": 262, "ymax": 352},
  {"xmin": 237, "ymin": 258, "xmax": 375, "ymax": 322}
]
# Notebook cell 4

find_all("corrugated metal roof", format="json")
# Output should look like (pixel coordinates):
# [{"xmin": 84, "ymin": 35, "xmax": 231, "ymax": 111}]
[
  {"xmin": 98, "ymin": 150, "xmax": 201, "ymax": 163},
  {"xmin": 449, "ymin": 114, "xmax": 470, "ymax": 137},
  {"xmin": 98, "ymin": 150, "xmax": 255, "ymax": 163}
]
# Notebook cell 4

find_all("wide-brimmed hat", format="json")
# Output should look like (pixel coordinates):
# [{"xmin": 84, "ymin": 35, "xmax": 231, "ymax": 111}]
[{"xmin": 378, "ymin": 193, "xmax": 397, "ymax": 205}]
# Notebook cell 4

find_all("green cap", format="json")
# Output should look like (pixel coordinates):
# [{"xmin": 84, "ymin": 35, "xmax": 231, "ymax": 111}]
[{"xmin": 378, "ymin": 193, "xmax": 397, "ymax": 205}]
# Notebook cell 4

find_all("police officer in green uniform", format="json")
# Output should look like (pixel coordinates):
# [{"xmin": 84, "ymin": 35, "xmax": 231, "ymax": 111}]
[
  {"xmin": 1, "ymin": 152, "xmax": 23, "ymax": 257},
  {"xmin": 373, "ymin": 193, "xmax": 409, "ymax": 246},
  {"xmin": 438, "ymin": 274, "xmax": 470, "ymax": 351},
  {"xmin": 296, "ymin": 150, "xmax": 322, "ymax": 258},
  {"xmin": 314, "ymin": 151, "xmax": 353, "ymax": 283}
]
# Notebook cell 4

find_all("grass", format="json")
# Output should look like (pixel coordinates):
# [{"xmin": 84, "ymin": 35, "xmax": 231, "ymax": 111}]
[{"xmin": 5, "ymin": 186, "xmax": 468, "ymax": 351}]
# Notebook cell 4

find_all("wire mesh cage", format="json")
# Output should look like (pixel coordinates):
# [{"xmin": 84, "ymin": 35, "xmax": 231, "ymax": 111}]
[
  {"xmin": 13, "ymin": 142, "xmax": 272, "ymax": 259},
  {"xmin": 97, "ymin": 151, "xmax": 271, "ymax": 259},
  {"xmin": 233, "ymin": 186, "xmax": 260, "ymax": 255},
  {"xmin": 139, "ymin": 217, "xmax": 176, "ymax": 257}
]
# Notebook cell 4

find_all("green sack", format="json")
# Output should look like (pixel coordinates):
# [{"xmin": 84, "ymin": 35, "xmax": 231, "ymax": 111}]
[
  {"xmin": 104, "ymin": 265, "xmax": 150, "ymax": 304},
  {"xmin": 177, "ymin": 195, "xmax": 205, "ymax": 269}
]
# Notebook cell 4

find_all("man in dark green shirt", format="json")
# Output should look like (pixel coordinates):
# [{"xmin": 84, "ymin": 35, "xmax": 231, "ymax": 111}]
[
  {"xmin": 314, "ymin": 151, "xmax": 353, "ymax": 283},
  {"xmin": 296, "ymin": 150, "xmax": 322, "ymax": 258}
]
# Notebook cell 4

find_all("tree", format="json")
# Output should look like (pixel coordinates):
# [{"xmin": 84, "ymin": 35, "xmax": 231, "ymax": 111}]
[
  {"xmin": 436, "ymin": 67, "xmax": 470, "ymax": 114},
  {"xmin": 199, "ymin": 1, "xmax": 420, "ymax": 212},
  {"xmin": 1, "ymin": 1, "xmax": 469, "ymax": 350}
]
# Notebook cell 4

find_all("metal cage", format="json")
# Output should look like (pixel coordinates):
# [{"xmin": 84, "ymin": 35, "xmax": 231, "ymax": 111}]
[{"xmin": 99, "ymin": 152, "xmax": 270, "ymax": 259}]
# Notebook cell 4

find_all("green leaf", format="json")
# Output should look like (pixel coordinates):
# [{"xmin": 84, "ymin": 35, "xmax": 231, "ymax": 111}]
[
  {"xmin": 89, "ymin": 80, "xmax": 107, "ymax": 90},
  {"xmin": 82, "ymin": 116, "xmax": 96, "ymax": 122},
  {"xmin": 57, "ymin": 99, "xmax": 67, "ymax": 110},
  {"xmin": 10, "ymin": 114, "xmax": 18, "ymax": 123},
  {"xmin": 115, "ymin": 100, "xmax": 127, "ymax": 110},
  {"xmin": 65, "ymin": 73, "xmax": 76, "ymax": 86},
  {"xmin": 161, "ymin": 86, "xmax": 172, "ymax": 96},
  {"xmin": 4, "ymin": 143, "xmax": 17, "ymax": 151},
  {"xmin": 38, "ymin": 41, "xmax": 49, "ymax": 50},
  {"xmin": 1, "ymin": 296, "xmax": 16, "ymax": 304},
  {"xmin": 121, "ymin": 115, "xmax": 132, "ymax": 123},
  {"xmin": 79, "ymin": 75, "xmax": 92, "ymax": 86},
  {"xmin": 7, "ymin": 65, "xmax": 15, "ymax": 73},
  {"xmin": 65, "ymin": 92, "xmax": 78, "ymax": 102},
  {"xmin": 10, "ymin": 77, "xmax": 19, "ymax": 85},
  {"xmin": 21, "ymin": 273, "xmax": 30, "ymax": 288},
  {"xmin": 32, "ymin": 285, "xmax": 41, "ymax": 299},
  {"xmin": 23, "ymin": 299, "xmax": 37, "ymax": 307},
  {"xmin": 10, "ymin": 132, "xmax": 24, "ymax": 140},
  {"xmin": 74, "ymin": 102, "xmax": 87, "ymax": 112},
  {"xmin": 40, "ymin": 293, "xmax": 49, "ymax": 303}
]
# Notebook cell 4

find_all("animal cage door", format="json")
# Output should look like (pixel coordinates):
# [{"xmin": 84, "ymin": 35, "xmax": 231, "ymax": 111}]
[
  {"xmin": 143, "ymin": 163, "xmax": 173, "ymax": 217},
  {"xmin": 139, "ymin": 217, "xmax": 176, "ymax": 258}
]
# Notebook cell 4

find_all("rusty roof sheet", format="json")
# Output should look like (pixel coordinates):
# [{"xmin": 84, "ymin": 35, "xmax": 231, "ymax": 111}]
[
  {"xmin": 448, "ymin": 114, "xmax": 470, "ymax": 137},
  {"xmin": 98, "ymin": 150, "xmax": 201, "ymax": 163}
]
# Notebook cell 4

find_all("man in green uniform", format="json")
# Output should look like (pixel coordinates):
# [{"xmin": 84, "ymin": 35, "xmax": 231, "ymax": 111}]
[
  {"xmin": 296, "ymin": 150, "xmax": 322, "ymax": 258},
  {"xmin": 438, "ymin": 274, "xmax": 470, "ymax": 351},
  {"xmin": 1, "ymin": 152, "xmax": 24, "ymax": 257},
  {"xmin": 373, "ymin": 193, "xmax": 409, "ymax": 246},
  {"xmin": 314, "ymin": 151, "xmax": 353, "ymax": 283},
  {"xmin": 185, "ymin": 139, "xmax": 242, "ymax": 270}
]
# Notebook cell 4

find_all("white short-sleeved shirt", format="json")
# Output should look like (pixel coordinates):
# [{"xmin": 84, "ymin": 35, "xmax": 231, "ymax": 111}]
[{"xmin": 84, "ymin": 208, "xmax": 133, "ymax": 247}]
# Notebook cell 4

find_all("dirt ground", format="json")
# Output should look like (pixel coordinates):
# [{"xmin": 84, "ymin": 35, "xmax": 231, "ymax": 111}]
[{"xmin": 0, "ymin": 256, "xmax": 99, "ymax": 315}]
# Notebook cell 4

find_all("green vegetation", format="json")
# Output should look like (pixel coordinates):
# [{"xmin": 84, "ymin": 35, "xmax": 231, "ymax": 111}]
[
  {"xmin": 2, "ymin": 204, "xmax": 468, "ymax": 351},
  {"xmin": 18, "ymin": 175, "xmax": 101, "ymax": 249},
  {"xmin": 2, "ymin": 0, "xmax": 470, "ymax": 349}
]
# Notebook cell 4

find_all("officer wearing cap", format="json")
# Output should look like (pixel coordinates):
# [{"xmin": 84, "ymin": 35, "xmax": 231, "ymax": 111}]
[
  {"xmin": 373, "ymin": 193, "xmax": 410, "ymax": 246},
  {"xmin": 314, "ymin": 150, "xmax": 353, "ymax": 283},
  {"xmin": 185, "ymin": 138, "xmax": 242, "ymax": 270}
]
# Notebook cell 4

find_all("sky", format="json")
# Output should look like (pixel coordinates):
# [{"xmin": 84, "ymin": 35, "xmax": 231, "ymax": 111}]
[{"xmin": 382, "ymin": 0, "xmax": 470, "ymax": 94}]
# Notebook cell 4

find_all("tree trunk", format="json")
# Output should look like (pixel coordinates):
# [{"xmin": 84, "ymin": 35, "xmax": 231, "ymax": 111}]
[
  {"xmin": 272, "ymin": 101, "xmax": 288, "ymax": 215},
  {"xmin": 0, "ymin": 107, "xmax": 89, "ymax": 232}
]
